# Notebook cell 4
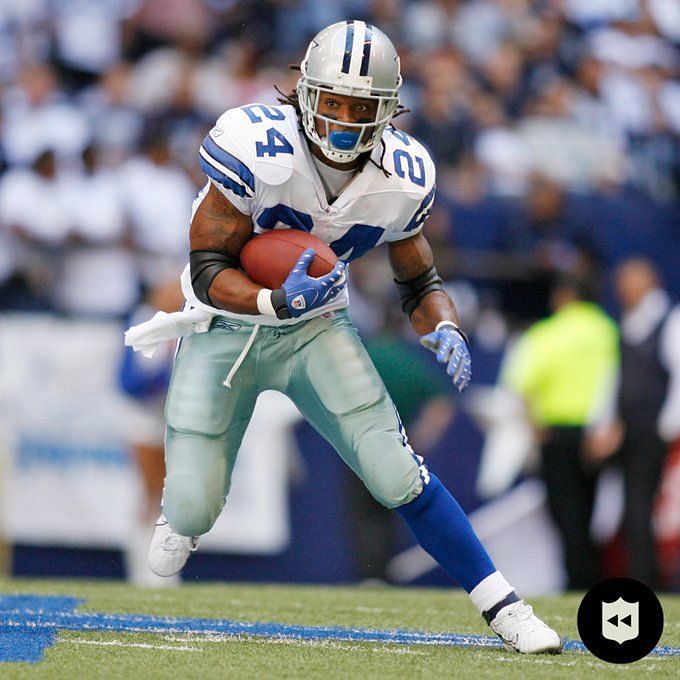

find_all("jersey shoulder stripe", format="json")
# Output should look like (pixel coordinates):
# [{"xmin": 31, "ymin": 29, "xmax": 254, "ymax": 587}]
[
  {"xmin": 199, "ymin": 156, "xmax": 250, "ymax": 198},
  {"xmin": 404, "ymin": 183, "xmax": 436, "ymax": 232},
  {"xmin": 199, "ymin": 134, "xmax": 254, "ymax": 196}
]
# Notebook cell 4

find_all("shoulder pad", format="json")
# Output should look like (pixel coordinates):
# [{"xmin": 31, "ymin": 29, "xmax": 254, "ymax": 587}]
[{"xmin": 206, "ymin": 104, "xmax": 297, "ymax": 187}]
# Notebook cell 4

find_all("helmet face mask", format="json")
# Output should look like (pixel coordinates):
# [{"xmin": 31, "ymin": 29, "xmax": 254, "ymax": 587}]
[{"xmin": 297, "ymin": 21, "xmax": 401, "ymax": 164}]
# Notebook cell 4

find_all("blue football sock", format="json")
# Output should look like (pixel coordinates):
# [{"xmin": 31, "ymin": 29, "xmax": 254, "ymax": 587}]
[{"xmin": 395, "ymin": 473, "xmax": 496, "ymax": 593}]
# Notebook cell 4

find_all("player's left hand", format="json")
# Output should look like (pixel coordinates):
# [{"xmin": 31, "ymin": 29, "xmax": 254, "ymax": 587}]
[
  {"xmin": 420, "ymin": 322, "xmax": 471, "ymax": 392},
  {"xmin": 281, "ymin": 249, "xmax": 347, "ymax": 318}
]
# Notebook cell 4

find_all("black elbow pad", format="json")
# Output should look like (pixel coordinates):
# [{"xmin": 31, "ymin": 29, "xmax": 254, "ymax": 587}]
[
  {"xmin": 394, "ymin": 265, "xmax": 445, "ymax": 317},
  {"xmin": 190, "ymin": 249, "xmax": 239, "ymax": 306}
]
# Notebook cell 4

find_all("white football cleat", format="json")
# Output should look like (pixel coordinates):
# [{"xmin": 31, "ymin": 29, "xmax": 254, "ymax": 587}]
[
  {"xmin": 489, "ymin": 600, "xmax": 562, "ymax": 654},
  {"xmin": 125, "ymin": 521, "xmax": 180, "ymax": 588},
  {"xmin": 148, "ymin": 515, "xmax": 200, "ymax": 577}
]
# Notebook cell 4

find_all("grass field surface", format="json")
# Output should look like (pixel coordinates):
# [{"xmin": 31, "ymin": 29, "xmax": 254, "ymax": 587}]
[{"xmin": 0, "ymin": 579, "xmax": 678, "ymax": 679}]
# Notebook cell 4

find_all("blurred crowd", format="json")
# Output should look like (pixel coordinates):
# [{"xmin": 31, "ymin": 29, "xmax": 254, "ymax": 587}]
[{"xmin": 0, "ymin": 0, "xmax": 677, "ymax": 323}]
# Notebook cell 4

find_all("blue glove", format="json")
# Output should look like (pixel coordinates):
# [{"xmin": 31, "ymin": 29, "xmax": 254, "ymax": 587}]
[
  {"xmin": 420, "ymin": 322, "xmax": 472, "ymax": 392},
  {"xmin": 272, "ymin": 248, "xmax": 347, "ymax": 319}
]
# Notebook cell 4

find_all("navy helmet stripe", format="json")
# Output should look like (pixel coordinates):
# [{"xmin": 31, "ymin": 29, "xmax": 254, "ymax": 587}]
[
  {"xmin": 359, "ymin": 23, "xmax": 373, "ymax": 76},
  {"xmin": 341, "ymin": 20, "xmax": 354, "ymax": 74}
]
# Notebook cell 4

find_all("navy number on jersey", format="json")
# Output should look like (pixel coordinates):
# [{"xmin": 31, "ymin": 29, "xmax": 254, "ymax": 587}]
[
  {"xmin": 328, "ymin": 224, "xmax": 385, "ymax": 262},
  {"xmin": 256, "ymin": 205, "xmax": 385, "ymax": 263},
  {"xmin": 389, "ymin": 128, "xmax": 412, "ymax": 146},
  {"xmin": 240, "ymin": 105, "xmax": 286, "ymax": 123},
  {"xmin": 393, "ymin": 149, "xmax": 426, "ymax": 188},
  {"xmin": 239, "ymin": 105, "xmax": 294, "ymax": 158},
  {"xmin": 257, "ymin": 205, "xmax": 313, "ymax": 231},
  {"xmin": 256, "ymin": 128, "xmax": 294, "ymax": 157}
]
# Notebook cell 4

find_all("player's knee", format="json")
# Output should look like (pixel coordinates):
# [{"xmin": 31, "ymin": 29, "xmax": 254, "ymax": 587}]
[
  {"xmin": 366, "ymin": 473, "xmax": 423, "ymax": 510},
  {"xmin": 163, "ymin": 472, "xmax": 225, "ymax": 536},
  {"xmin": 165, "ymin": 406, "xmax": 230, "ymax": 438}
]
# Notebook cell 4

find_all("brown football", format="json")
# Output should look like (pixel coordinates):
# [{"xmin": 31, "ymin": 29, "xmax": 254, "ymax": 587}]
[{"xmin": 240, "ymin": 229, "xmax": 338, "ymax": 289}]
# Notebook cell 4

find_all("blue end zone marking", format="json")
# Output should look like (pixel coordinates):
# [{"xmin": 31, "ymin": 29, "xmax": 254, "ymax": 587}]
[
  {"xmin": 1, "ymin": 595, "xmax": 678, "ymax": 661},
  {"xmin": 0, "ymin": 595, "xmax": 81, "ymax": 662}
]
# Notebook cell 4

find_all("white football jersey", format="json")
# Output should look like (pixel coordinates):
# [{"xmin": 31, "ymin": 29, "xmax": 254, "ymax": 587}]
[{"xmin": 181, "ymin": 103, "xmax": 436, "ymax": 326}]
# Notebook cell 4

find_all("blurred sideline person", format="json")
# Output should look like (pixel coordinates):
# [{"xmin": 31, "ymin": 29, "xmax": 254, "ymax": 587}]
[
  {"xmin": 128, "ymin": 22, "xmax": 561, "ymax": 653},
  {"xmin": 503, "ymin": 274, "xmax": 619, "ymax": 590},
  {"xmin": 119, "ymin": 280, "xmax": 185, "ymax": 587},
  {"xmin": 587, "ymin": 258, "xmax": 680, "ymax": 589}
]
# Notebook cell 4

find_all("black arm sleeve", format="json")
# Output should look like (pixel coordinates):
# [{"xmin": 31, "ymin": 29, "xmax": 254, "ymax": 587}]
[
  {"xmin": 190, "ymin": 249, "xmax": 240, "ymax": 306},
  {"xmin": 393, "ymin": 265, "xmax": 445, "ymax": 317}
]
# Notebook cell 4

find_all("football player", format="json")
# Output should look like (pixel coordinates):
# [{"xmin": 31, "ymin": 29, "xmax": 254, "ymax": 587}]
[{"xmin": 141, "ymin": 21, "xmax": 561, "ymax": 653}]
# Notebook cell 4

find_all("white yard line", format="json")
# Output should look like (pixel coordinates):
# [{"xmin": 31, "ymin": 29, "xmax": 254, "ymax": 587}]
[
  {"xmin": 159, "ymin": 633, "xmax": 427, "ymax": 655},
  {"xmin": 66, "ymin": 638, "xmax": 200, "ymax": 652}
]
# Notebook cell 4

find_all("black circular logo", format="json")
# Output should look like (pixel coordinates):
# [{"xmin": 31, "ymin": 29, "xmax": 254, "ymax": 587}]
[{"xmin": 577, "ymin": 578, "xmax": 664, "ymax": 663}]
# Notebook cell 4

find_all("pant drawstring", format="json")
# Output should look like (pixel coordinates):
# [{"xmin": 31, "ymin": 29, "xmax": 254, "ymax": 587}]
[{"xmin": 223, "ymin": 324, "xmax": 260, "ymax": 388}]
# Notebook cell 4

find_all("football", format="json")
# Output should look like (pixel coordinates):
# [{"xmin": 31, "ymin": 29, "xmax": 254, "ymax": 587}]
[{"xmin": 240, "ymin": 229, "xmax": 338, "ymax": 289}]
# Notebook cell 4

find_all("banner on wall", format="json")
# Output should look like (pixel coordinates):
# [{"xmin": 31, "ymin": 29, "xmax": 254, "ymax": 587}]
[{"xmin": 0, "ymin": 314, "xmax": 299, "ymax": 553}]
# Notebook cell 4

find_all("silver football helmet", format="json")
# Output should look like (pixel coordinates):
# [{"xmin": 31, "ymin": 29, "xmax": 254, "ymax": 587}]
[{"xmin": 298, "ymin": 20, "xmax": 402, "ymax": 163}]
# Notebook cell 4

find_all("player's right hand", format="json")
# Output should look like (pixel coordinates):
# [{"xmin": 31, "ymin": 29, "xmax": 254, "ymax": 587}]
[
  {"xmin": 420, "ymin": 323, "xmax": 472, "ymax": 392},
  {"xmin": 279, "ymin": 248, "xmax": 347, "ymax": 318}
]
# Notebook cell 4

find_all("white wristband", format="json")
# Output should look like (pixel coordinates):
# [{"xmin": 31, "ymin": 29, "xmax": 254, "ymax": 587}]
[
  {"xmin": 435, "ymin": 320, "xmax": 469, "ymax": 346},
  {"xmin": 256, "ymin": 288, "xmax": 276, "ymax": 316}
]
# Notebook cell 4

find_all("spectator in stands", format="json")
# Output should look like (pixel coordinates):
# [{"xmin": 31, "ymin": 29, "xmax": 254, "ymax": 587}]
[
  {"xmin": 479, "ymin": 42, "xmax": 526, "ymax": 120},
  {"xmin": 495, "ymin": 175, "xmax": 601, "ymax": 324},
  {"xmin": 0, "ymin": 1, "xmax": 52, "ymax": 85},
  {"xmin": 49, "ymin": 0, "xmax": 139, "ymax": 92},
  {"xmin": 0, "ymin": 147, "xmax": 73, "ymax": 311},
  {"xmin": 471, "ymin": 88, "xmax": 530, "ymax": 197},
  {"xmin": 54, "ymin": 144, "xmax": 139, "ymax": 318},
  {"xmin": 408, "ymin": 49, "xmax": 475, "ymax": 167},
  {"xmin": 519, "ymin": 77, "xmax": 627, "ymax": 190},
  {"xmin": 1, "ymin": 63, "xmax": 89, "ymax": 166},
  {"xmin": 117, "ymin": 122, "xmax": 195, "ymax": 289},
  {"xmin": 78, "ymin": 62, "xmax": 145, "ymax": 164},
  {"xmin": 587, "ymin": 258, "xmax": 680, "ymax": 588},
  {"xmin": 502, "ymin": 274, "xmax": 619, "ymax": 589}
]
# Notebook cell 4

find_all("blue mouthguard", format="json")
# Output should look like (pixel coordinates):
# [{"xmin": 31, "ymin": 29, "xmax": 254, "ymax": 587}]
[{"xmin": 329, "ymin": 130, "xmax": 360, "ymax": 151}]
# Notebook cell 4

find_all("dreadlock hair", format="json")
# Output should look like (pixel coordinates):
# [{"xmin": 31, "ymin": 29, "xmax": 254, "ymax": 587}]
[{"xmin": 275, "ymin": 72, "xmax": 410, "ymax": 179}]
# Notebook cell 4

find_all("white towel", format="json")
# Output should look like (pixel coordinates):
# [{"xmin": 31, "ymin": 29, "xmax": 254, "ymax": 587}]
[{"xmin": 124, "ymin": 308, "xmax": 213, "ymax": 358}]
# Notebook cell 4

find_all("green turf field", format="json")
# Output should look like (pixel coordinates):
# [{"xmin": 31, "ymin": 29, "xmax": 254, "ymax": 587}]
[{"xmin": 0, "ymin": 579, "xmax": 678, "ymax": 679}]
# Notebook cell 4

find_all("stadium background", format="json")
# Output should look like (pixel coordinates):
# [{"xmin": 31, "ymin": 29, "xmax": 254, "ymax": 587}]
[{"xmin": 0, "ymin": 0, "xmax": 678, "ymax": 595}]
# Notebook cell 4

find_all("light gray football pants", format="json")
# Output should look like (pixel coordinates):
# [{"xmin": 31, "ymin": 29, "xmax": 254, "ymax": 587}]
[{"xmin": 163, "ymin": 309, "xmax": 424, "ymax": 537}]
